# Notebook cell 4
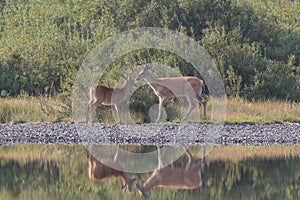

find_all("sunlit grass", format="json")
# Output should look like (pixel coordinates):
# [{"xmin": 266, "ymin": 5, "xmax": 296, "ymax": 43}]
[
  {"xmin": 0, "ymin": 97, "xmax": 299, "ymax": 124},
  {"xmin": 163, "ymin": 97, "xmax": 300, "ymax": 124},
  {"xmin": 207, "ymin": 146, "xmax": 300, "ymax": 162},
  {"xmin": 0, "ymin": 97, "xmax": 69, "ymax": 123},
  {"xmin": 2, "ymin": 144, "xmax": 300, "ymax": 162},
  {"xmin": 0, "ymin": 144, "xmax": 82, "ymax": 162},
  {"xmin": 225, "ymin": 98, "xmax": 300, "ymax": 124}
]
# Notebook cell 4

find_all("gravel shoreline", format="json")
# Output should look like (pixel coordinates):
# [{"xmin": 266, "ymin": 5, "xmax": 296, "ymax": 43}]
[{"xmin": 0, "ymin": 123, "xmax": 299, "ymax": 146}]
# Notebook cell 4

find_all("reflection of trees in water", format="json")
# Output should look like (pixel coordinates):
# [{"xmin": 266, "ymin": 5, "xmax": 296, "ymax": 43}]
[
  {"xmin": 0, "ymin": 147, "xmax": 300, "ymax": 200},
  {"xmin": 0, "ymin": 159, "xmax": 59, "ymax": 197},
  {"xmin": 202, "ymin": 156, "xmax": 300, "ymax": 200}
]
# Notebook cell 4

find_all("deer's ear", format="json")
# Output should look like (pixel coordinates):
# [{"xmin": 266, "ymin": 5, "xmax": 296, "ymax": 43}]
[
  {"xmin": 137, "ymin": 60, "xmax": 147, "ymax": 66},
  {"xmin": 137, "ymin": 61, "xmax": 144, "ymax": 65},
  {"xmin": 121, "ymin": 74, "xmax": 127, "ymax": 79},
  {"xmin": 127, "ymin": 70, "xmax": 133, "ymax": 77}
]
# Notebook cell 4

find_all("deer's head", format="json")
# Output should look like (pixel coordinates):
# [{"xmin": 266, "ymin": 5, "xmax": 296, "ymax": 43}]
[
  {"xmin": 122, "ymin": 71, "xmax": 136, "ymax": 87},
  {"xmin": 136, "ymin": 62, "xmax": 151, "ymax": 81}
]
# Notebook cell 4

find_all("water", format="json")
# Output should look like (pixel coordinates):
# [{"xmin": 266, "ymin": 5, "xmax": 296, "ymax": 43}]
[{"xmin": 0, "ymin": 144, "xmax": 299, "ymax": 200}]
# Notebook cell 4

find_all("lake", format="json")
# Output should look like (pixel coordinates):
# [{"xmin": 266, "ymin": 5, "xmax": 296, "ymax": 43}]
[{"xmin": 0, "ymin": 144, "xmax": 300, "ymax": 200}]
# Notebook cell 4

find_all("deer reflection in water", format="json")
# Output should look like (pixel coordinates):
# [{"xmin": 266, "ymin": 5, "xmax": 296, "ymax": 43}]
[
  {"xmin": 86, "ymin": 149, "xmax": 135, "ymax": 192},
  {"xmin": 136, "ymin": 147, "xmax": 205, "ymax": 200}
]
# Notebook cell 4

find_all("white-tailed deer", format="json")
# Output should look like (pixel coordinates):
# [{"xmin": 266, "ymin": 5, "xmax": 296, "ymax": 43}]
[
  {"xmin": 86, "ymin": 73, "xmax": 135, "ymax": 123},
  {"xmin": 136, "ymin": 147, "xmax": 205, "ymax": 200},
  {"xmin": 136, "ymin": 63, "xmax": 206, "ymax": 122},
  {"xmin": 86, "ymin": 151, "xmax": 135, "ymax": 192}
]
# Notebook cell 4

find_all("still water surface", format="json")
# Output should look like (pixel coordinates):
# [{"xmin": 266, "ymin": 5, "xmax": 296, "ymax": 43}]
[{"xmin": 0, "ymin": 145, "xmax": 300, "ymax": 200}]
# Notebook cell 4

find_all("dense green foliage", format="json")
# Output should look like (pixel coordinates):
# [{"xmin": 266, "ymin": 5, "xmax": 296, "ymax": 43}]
[{"xmin": 0, "ymin": 0, "xmax": 299, "ymax": 108}]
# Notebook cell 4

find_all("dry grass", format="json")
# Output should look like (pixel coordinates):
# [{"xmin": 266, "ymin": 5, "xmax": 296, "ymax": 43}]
[
  {"xmin": 0, "ymin": 97, "xmax": 299, "ymax": 124},
  {"xmin": 206, "ymin": 146, "xmax": 300, "ymax": 162},
  {"xmin": 0, "ymin": 144, "xmax": 83, "ymax": 163},
  {"xmin": 0, "ymin": 97, "xmax": 68, "ymax": 123},
  {"xmin": 164, "ymin": 97, "xmax": 300, "ymax": 124},
  {"xmin": 225, "ymin": 98, "xmax": 300, "ymax": 124},
  {"xmin": 2, "ymin": 145, "xmax": 300, "ymax": 164}
]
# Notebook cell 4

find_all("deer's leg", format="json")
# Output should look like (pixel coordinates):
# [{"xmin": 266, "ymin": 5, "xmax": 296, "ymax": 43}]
[
  {"xmin": 113, "ymin": 146, "xmax": 136, "ymax": 192},
  {"xmin": 86, "ymin": 106, "xmax": 90, "ymax": 123},
  {"xmin": 156, "ymin": 96, "xmax": 169, "ymax": 123},
  {"xmin": 122, "ymin": 176, "xmax": 136, "ymax": 192},
  {"xmin": 87, "ymin": 98, "xmax": 104, "ymax": 123},
  {"xmin": 87, "ymin": 86, "xmax": 96, "ymax": 123},
  {"xmin": 195, "ymin": 146, "xmax": 206, "ymax": 187},
  {"xmin": 185, "ymin": 149, "xmax": 193, "ymax": 171},
  {"xmin": 136, "ymin": 183, "xmax": 148, "ymax": 200},
  {"xmin": 161, "ymin": 96, "xmax": 170, "ymax": 107},
  {"xmin": 157, "ymin": 146, "xmax": 164, "ymax": 169},
  {"xmin": 182, "ymin": 97, "xmax": 196, "ymax": 121},
  {"xmin": 156, "ymin": 97, "xmax": 163, "ymax": 123},
  {"xmin": 114, "ymin": 145, "xmax": 120, "ymax": 162},
  {"xmin": 114, "ymin": 104, "xmax": 121, "ymax": 123},
  {"xmin": 202, "ymin": 101, "xmax": 207, "ymax": 120},
  {"xmin": 196, "ymin": 94, "xmax": 206, "ymax": 120},
  {"xmin": 200, "ymin": 146, "xmax": 206, "ymax": 168},
  {"xmin": 86, "ymin": 100, "xmax": 96, "ymax": 123},
  {"xmin": 86, "ymin": 101, "xmax": 92, "ymax": 123}
]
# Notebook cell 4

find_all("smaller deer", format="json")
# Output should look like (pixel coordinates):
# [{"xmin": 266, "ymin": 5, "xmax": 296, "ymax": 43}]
[
  {"xmin": 136, "ymin": 147, "xmax": 205, "ymax": 200},
  {"xmin": 86, "ymin": 73, "xmax": 135, "ymax": 123},
  {"xmin": 86, "ymin": 151, "xmax": 135, "ymax": 192}
]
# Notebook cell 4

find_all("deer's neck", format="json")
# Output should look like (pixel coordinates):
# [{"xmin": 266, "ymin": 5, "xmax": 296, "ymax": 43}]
[
  {"xmin": 145, "ymin": 73, "xmax": 159, "ymax": 85},
  {"xmin": 143, "ymin": 179, "xmax": 155, "ymax": 192},
  {"xmin": 120, "ymin": 81, "xmax": 132, "ymax": 94},
  {"xmin": 142, "ymin": 171, "xmax": 161, "ymax": 191}
]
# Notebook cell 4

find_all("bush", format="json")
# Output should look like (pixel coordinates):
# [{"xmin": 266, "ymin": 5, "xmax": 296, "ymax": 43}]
[{"xmin": 0, "ymin": 0, "xmax": 299, "ymax": 109}]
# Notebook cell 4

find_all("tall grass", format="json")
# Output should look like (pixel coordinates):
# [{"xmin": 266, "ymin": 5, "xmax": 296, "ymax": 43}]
[
  {"xmin": 225, "ymin": 98, "xmax": 300, "ymax": 124},
  {"xmin": 207, "ymin": 146, "xmax": 300, "ymax": 162},
  {"xmin": 0, "ymin": 97, "xmax": 68, "ymax": 123},
  {"xmin": 0, "ymin": 144, "xmax": 78, "ymax": 162},
  {"xmin": 2, "ymin": 144, "xmax": 300, "ymax": 165},
  {"xmin": 0, "ymin": 97, "xmax": 299, "ymax": 123},
  {"xmin": 142, "ymin": 97, "xmax": 300, "ymax": 124}
]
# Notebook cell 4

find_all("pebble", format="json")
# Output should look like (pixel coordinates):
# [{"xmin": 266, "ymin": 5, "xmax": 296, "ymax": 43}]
[{"xmin": 0, "ymin": 122, "xmax": 299, "ymax": 146}]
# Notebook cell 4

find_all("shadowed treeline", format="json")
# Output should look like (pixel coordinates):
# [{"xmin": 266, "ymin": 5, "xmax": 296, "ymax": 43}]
[
  {"xmin": 0, "ymin": 159, "xmax": 59, "ymax": 197},
  {"xmin": 0, "ymin": 0, "xmax": 299, "ymax": 108}
]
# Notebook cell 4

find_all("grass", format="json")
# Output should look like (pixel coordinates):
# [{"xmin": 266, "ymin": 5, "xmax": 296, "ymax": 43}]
[
  {"xmin": 159, "ymin": 97, "xmax": 300, "ymax": 124},
  {"xmin": 225, "ymin": 97, "xmax": 300, "ymax": 124},
  {"xmin": 1, "ymin": 144, "xmax": 300, "ymax": 163},
  {"xmin": 0, "ymin": 97, "xmax": 70, "ymax": 123},
  {"xmin": 0, "ymin": 144, "xmax": 80, "ymax": 162},
  {"xmin": 0, "ymin": 97, "xmax": 299, "ymax": 124},
  {"xmin": 206, "ymin": 146, "xmax": 300, "ymax": 162}
]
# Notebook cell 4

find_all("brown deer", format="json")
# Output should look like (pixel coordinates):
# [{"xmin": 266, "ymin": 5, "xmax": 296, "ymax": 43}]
[
  {"xmin": 136, "ymin": 147, "xmax": 205, "ymax": 200},
  {"xmin": 136, "ymin": 63, "xmax": 206, "ymax": 122},
  {"xmin": 86, "ymin": 151, "xmax": 135, "ymax": 192},
  {"xmin": 86, "ymin": 73, "xmax": 135, "ymax": 123}
]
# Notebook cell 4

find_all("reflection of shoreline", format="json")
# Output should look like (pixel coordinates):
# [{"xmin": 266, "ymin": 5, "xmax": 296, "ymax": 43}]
[
  {"xmin": 1, "ymin": 144, "xmax": 300, "ymax": 161},
  {"xmin": 206, "ymin": 146, "xmax": 300, "ymax": 162},
  {"xmin": 1, "ymin": 145, "xmax": 300, "ymax": 199}
]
